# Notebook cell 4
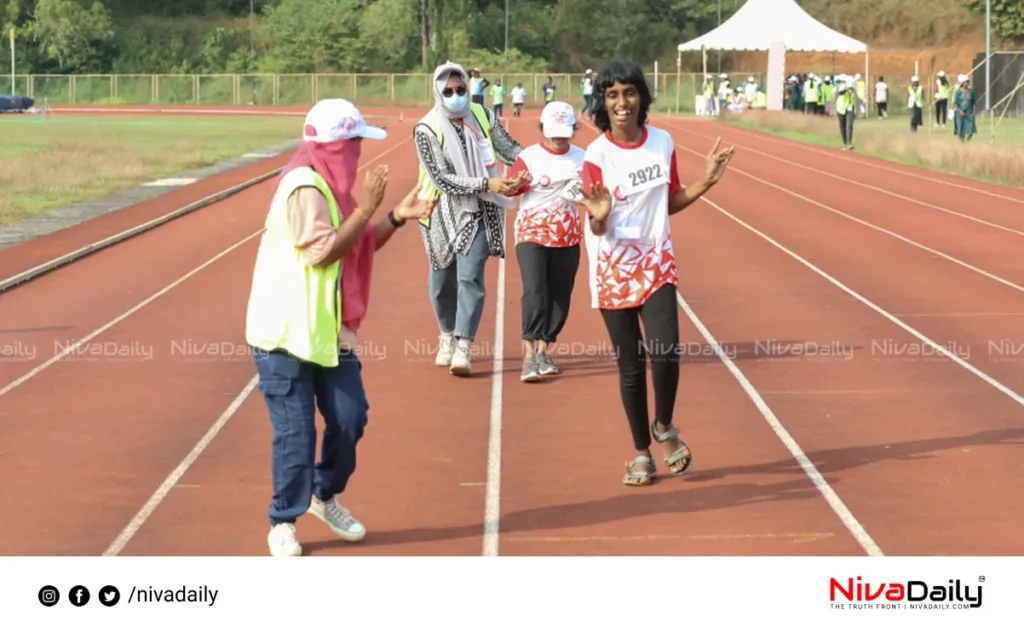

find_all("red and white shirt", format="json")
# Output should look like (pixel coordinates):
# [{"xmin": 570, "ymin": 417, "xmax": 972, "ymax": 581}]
[
  {"xmin": 580, "ymin": 126, "xmax": 682, "ymax": 310},
  {"xmin": 508, "ymin": 143, "xmax": 585, "ymax": 248}
]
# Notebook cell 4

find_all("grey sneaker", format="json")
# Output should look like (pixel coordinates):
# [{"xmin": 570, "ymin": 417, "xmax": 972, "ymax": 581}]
[
  {"xmin": 536, "ymin": 352, "xmax": 559, "ymax": 375},
  {"xmin": 521, "ymin": 356, "xmax": 542, "ymax": 382}
]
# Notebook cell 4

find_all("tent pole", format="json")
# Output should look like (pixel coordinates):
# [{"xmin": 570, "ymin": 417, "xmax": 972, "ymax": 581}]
[
  {"xmin": 865, "ymin": 50, "xmax": 870, "ymax": 117},
  {"xmin": 716, "ymin": 0, "xmax": 722, "ymax": 74}
]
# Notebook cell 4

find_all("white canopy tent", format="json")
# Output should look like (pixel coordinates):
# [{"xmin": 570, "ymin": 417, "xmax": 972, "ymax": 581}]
[{"xmin": 677, "ymin": 0, "xmax": 870, "ymax": 111}]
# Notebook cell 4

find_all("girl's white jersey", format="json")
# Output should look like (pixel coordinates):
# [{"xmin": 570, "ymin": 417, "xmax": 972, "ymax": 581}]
[
  {"xmin": 508, "ymin": 143, "xmax": 585, "ymax": 248},
  {"xmin": 580, "ymin": 126, "xmax": 681, "ymax": 311}
]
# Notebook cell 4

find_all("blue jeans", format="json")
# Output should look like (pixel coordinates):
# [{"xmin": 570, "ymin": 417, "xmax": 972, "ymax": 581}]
[
  {"xmin": 253, "ymin": 347, "xmax": 369, "ymax": 526},
  {"xmin": 429, "ymin": 224, "xmax": 489, "ymax": 341}
]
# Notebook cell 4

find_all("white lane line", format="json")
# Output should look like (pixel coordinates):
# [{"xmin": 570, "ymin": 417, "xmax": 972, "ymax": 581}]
[
  {"xmin": 662, "ymin": 116, "xmax": 1024, "ymax": 206},
  {"xmin": 667, "ymin": 121, "xmax": 1024, "ymax": 238},
  {"xmin": 0, "ymin": 231, "xmax": 261, "ymax": 399},
  {"xmin": 103, "ymin": 375, "xmax": 259, "ymax": 556},
  {"xmin": 676, "ymin": 289, "xmax": 884, "ymax": 557},
  {"xmin": 482, "ymin": 160, "xmax": 510, "ymax": 557},
  {"xmin": 88, "ymin": 137, "xmax": 412, "ymax": 555},
  {"xmin": 697, "ymin": 194, "xmax": 1024, "ymax": 412},
  {"xmin": 0, "ymin": 135, "xmax": 410, "ymax": 400},
  {"xmin": 668, "ymin": 138, "xmax": 1024, "ymax": 296}
]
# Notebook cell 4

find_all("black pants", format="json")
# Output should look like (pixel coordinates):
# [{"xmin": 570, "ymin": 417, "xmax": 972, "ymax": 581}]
[
  {"xmin": 600, "ymin": 284, "xmax": 680, "ymax": 451},
  {"xmin": 493, "ymin": 103, "xmax": 503, "ymax": 117},
  {"xmin": 516, "ymin": 242, "xmax": 580, "ymax": 343},
  {"xmin": 877, "ymin": 101, "xmax": 887, "ymax": 117},
  {"xmin": 471, "ymin": 95, "xmax": 484, "ymax": 106},
  {"xmin": 838, "ymin": 110, "xmax": 854, "ymax": 146},
  {"xmin": 935, "ymin": 98, "xmax": 948, "ymax": 124},
  {"xmin": 910, "ymin": 106, "xmax": 922, "ymax": 132}
]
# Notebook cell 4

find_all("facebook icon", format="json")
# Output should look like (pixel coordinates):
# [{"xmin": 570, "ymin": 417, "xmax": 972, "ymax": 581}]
[{"xmin": 69, "ymin": 585, "xmax": 90, "ymax": 606}]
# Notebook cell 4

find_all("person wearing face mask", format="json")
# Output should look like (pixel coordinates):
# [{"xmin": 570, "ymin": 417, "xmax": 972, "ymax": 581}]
[{"xmin": 413, "ymin": 61, "xmax": 530, "ymax": 376}]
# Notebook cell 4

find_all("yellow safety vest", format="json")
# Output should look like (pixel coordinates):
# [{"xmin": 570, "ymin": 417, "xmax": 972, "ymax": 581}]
[
  {"xmin": 936, "ymin": 81, "xmax": 950, "ymax": 100},
  {"xmin": 245, "ymin": 166, "xmax": 343, "ymax": 368},
  {"xmin": 836, "ymin": 90, "xmax": 853, "ymax": 115},
  {"xmin": 415, "ymin": 102, "xmax": 493, "ymax": 227},
  {"xmin": 753, "ymin": 91, "xmax": 767, "ymax": 108},
  {"xmin": 855, "ymin": 80, "xmax": 866, "ymax": 99},
  {"xmin": 908, "ymin": 85, "xmax": 923, "ymax": 106}
]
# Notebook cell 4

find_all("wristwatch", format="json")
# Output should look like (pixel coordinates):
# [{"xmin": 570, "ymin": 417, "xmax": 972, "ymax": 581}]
[{"xmin": 387, "ymin": 210, "xmax": 405, "ymax": 228}]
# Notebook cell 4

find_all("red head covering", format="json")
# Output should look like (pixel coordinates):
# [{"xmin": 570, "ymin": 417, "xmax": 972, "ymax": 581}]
[{"xmin": 276, "ymin": 125, "xmax": 376, "ymax": 335}]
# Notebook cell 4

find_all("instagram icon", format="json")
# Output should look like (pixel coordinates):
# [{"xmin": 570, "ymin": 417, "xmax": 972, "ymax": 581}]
[{"xmin": 38, "ymin": 585, "xmax": 60, "ymax": 607}]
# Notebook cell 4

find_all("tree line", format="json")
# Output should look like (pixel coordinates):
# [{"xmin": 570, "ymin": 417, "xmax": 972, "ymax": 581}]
[{"xmin": 0, "ymin": 0, "xmax": 1018, "ymax": 77}]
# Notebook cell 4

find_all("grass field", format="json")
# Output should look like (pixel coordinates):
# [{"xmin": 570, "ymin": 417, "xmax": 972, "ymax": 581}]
[
  {"xmin": 719, "ymin": 110, "xmax": 1024, "ymax": 188},
  {"xmin": 0, "ymin": 115, "xmax": 302, "ymax": 226}
]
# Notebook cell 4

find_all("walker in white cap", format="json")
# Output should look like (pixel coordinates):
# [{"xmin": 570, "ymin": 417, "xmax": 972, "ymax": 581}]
[{"xmin": 302, "ymin": 98, "xmax": 387, "ymax": 143}]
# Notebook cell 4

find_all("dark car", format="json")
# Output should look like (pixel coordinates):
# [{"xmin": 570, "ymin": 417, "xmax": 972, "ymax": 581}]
[{"xmin": 0, "ymin": 94, "xmax": 36, "ymax": 113}]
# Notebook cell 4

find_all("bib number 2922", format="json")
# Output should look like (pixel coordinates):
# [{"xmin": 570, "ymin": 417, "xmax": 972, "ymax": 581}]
[{"xmin": 629, "ymin": 164, "xmax": 662, "ymax": 188}]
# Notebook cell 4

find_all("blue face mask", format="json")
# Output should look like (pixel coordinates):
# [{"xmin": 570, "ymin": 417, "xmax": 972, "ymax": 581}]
[{"xmin": 443, "ymin": 93, "xmax": 468, "ymax": 111}]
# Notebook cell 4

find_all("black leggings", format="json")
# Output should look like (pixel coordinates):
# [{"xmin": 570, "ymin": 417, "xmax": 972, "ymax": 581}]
[
  {"xmin": 516, "ymin": 242, "xmax": 580, "ymax": 343},
  {"xmin": 935, "ymin": 98, "xmax": 948, "ymax": 124},
  {"xmin": 600, "ymin": 284, "xmax": 680, "ymax": 451}
]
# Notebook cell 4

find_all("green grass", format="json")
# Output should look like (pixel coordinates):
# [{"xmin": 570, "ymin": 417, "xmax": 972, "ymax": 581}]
[
  {"xmin": 0, "ymin": 115, "xmax": 300, "ymax": 226},
  {"xmin": 719, "ymin": 110, "xmax": 1024, "ymax": 189}
]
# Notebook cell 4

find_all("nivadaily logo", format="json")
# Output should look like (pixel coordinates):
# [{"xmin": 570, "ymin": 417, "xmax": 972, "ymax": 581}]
[{"xmin": 830, "ymin": 576, "xmax": 984, "ymax": 609}]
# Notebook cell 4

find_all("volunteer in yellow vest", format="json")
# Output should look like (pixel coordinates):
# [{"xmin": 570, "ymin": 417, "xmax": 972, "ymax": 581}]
[
  {"xmin": 835, "ymin": 75, "xmax": 856, "ymax": 150},
  {"xmin": 908, "ymin": 76, "xmax": 924, "ymax": 133},
  {"xmin": 413, "ymin": 61, "xmax": 528, "ymax": 376},
  {"xmin": 246, "ymin": 98, "xmax": 435, "ymax": 557},
  {"xmin": 934, "ymin": 70, "xmax": 950, "ymax": 127},
  {"xmin": 854, "ymin": 74, "xmax": 867, "ymax": 118}
]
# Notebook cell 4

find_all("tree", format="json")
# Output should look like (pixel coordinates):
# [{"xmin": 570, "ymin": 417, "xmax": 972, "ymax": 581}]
[{"xmin": 25, "ymin": 0, "xmax": 115, "ymax": 70}]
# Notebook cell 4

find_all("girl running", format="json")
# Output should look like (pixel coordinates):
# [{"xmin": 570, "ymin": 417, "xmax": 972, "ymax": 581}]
[
  {"xmin": 576, "ymin": 60, "xmax": 734, "ymax": 486},
  {"xmin": 507, "ymin": 101, "xmax": 585, "ymax": 382}
]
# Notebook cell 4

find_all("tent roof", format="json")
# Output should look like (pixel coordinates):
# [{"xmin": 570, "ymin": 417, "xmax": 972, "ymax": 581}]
[{"xmin": 677, "ymin": 0, "xmax": 868, "ymax": 54}]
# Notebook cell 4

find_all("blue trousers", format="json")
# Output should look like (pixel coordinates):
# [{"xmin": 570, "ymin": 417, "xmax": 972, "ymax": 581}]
[
  {"xmin": 428, "ymin": 224, "xmax": 489, "ymax": 342},
  {"xmin": 253, "ymin": 348, "xmax": 369, "ymax": 526}
]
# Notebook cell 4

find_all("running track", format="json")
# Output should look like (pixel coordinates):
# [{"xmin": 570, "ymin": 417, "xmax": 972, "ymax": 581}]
[{"xmin": 1, "ymin": 104, "xmax": 1023, "ymax": 557}]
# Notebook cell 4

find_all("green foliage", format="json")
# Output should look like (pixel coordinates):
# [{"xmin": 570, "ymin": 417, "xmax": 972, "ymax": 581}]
[
  {"xmin": 959, "ymin": 0, "xmax": 1024, "ymax": 42},
  {"xmin": 24, "ymin": 0, "xmax": 115, "ymax": 71},
  {"xmin": 0, "ymin": 0, "xmax": 996, "ymax": 79}
]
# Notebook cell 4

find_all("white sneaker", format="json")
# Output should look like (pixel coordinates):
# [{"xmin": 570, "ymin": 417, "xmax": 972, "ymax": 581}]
[
  {"xmin": 268, "ymin": 523, "xmax": 302, "ymax": 557},
  {"xmin": 307, "ymin": 496, "xmax": 366, "ymax": 542},
  {"xmin": 435, "ymin": 333, "xmax": 454, "ymax": 367},
  {"xmin": 450, "ymin": 338, "xmax": 472, "ymax": 376}
]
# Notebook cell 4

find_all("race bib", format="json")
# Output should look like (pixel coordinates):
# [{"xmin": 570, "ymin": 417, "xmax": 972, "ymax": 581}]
[
  {"xmin": 621, "ymin": 161, "xmax": 669, "ymax": 196},
  {"xmin": 558, "ymin": 178, "xmax": 584, "ymax": 202}
]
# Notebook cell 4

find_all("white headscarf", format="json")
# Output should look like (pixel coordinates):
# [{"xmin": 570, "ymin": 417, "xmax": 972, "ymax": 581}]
[{"xmin": 428, "ymin": 61, "xmax": 514, "ymax": 212}]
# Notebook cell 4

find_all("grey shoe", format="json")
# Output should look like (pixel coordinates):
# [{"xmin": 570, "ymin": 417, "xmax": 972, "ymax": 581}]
[
  {"xmin": 536, "ymin": 352, "xmax": 559, "ymax": 376},
  {"xmin": 521, "ymin": 356, "xmax": 542, "ymax": 382}
]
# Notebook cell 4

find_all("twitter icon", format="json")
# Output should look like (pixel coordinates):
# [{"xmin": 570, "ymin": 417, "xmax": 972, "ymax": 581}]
[{"xmin": 98, "ymin": 585, "xmax": 120, "ymax": 607}]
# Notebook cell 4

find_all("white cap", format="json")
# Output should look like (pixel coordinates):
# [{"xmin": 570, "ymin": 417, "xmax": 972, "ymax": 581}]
[
  {"xmin": 586, "ymin": 69, "xmax": 592, "ymax": 74},
  {"xmin": 302, "ymin": 98, "xmax": 387, "ymax": 143},
  {"xmin": 911, "ymin": 75, "xmax": 919, "ymax": 82},
  {"xmin": 719, "ymin": 73, "xmax": 728, "ymax": 78},
  {"xmin": 748, "ymin": 76, "xmax": 755, "ymax": 81},
  {"xmin": 854, "ymin": 73, "xmax": 861, "ymax": 79},
  {"xmin": 937, "ymin": 70, "xmax": 945, "ymax": 77},
  {"xmin": 958, "ymin": 73, "xmax": 969, "ymax": 83},
  {"xmin": 540, "ymin": 101, "xmax": 576, "ymax": 138}
]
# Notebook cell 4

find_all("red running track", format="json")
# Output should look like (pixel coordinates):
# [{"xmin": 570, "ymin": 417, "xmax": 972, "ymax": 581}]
[{"xmin": 1, "ymin": 105, "xmax": 1023, "ymax": 556}]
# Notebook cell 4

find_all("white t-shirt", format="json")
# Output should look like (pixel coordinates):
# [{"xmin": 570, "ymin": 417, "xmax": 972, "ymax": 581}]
[
  {"xmin": 580, "ymin": 126, "xmax": 681, "ymax": 310},
  {"xmin": 875, "ymin": 81, "xmax": 888, "ymax": 103},
  {"xmin": 511, "ymin": 87, "xmax": 526, "ymax": 104},
  {"xmin": 582, "ymin": 77, "xmax": 593, "ymax": 96},
  {"xmin": 509, "ymin": 144, "xmax": 585, "ymax": 248}
]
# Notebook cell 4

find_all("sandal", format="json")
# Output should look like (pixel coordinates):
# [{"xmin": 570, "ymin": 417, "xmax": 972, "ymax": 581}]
[
  {"xmin": 622, "ymin": 455, "xmax": 656, "ymax": 486},
  {"xmin": 651, "ymin": 420, "xmax": 693, "ymax": 476}
]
